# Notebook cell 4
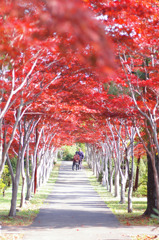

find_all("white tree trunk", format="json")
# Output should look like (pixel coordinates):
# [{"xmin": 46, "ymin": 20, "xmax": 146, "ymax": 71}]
[{"xmin": 114, "ymin": 165, "xmax": 120, "ymax": 197}]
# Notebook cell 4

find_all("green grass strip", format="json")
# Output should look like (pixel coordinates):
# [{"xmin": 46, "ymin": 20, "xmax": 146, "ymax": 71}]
[
  {"xmin": 0, "ymin": 161, "xmax": 61, "ymax": 226},
  {"xmin": 83, "ymin": 162, "xmax": 158, "ymax": 227}
]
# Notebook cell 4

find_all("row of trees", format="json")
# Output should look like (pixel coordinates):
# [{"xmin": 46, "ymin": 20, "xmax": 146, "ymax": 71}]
[
  {"xmin": 82, "ymin": 0, "xmax": 159, "ymax": 215},
  {"xmin": 0, "ymin": 0, "xmax": 159, "ymax": 217},
  {"xmin": 0, "ymin": 0, "xmax": 116, "ymax": 217},
  {"xmin": 85, "ymin": 122, "xmax": 146, "ymax": 214}
]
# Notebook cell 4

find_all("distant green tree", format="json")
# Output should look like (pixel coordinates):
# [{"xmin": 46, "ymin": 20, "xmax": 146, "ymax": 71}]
[
  {"xmin": 62, "ymin": 143, "xmax": 85, "ymax": 161},
  {"xmin": 62, "ymin": 145, "xmax": 77, "ymax": 161},
  {"xmin": 0, "ymin": 165, "xmax": 11, "ymax": 196}
]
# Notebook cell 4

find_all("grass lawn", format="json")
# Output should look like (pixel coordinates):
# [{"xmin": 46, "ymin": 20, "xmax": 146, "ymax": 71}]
[
  {"xmin": 83, "ymin": 162, "xmax": 159, "ymax": 227},
  {"xmin": 0, "ymin": 160, "xmax": 158, "ymax": 240},
  {"xmin": 83, "ymin": 162, "xmax": 159, "ymax": 240},
  {"xmin": 0, "ymin": 161, "xmax": 61, "ymax": 227}
]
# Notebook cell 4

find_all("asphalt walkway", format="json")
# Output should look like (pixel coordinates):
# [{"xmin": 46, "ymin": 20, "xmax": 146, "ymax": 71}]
[
  {"xmin": 2, "ymin": 161, "xmax": 159, "ymax": 240},
  {"xmin": 24, "ymin": 161, "xmax": 127, "ymax": 240}
]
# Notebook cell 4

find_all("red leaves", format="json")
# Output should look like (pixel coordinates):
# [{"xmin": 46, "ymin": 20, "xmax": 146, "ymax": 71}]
[
  {"xmin": 7, "ymin": 0, "xmax": 116, "ymax": 75},
  {"xmin": 135, "ymin": 235, "xmax": 159, "ymax": 240},
  {"xmin": 0, "ymin": 0, "xmax": 158, "ymax": 149}
]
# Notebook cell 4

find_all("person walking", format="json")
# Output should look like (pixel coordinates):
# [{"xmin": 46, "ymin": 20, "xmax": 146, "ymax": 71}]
[
  {"xmin": 75, "ymin": 148, "xmax": 84, "ymax": 169},
  {"xmin": 72, "ymin": 153, "xmax": 80, "ymax": 170}
]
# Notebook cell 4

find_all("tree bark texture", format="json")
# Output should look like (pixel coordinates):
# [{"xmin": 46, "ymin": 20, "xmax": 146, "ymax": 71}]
[{"xmin": 144, "ymin": 153, "xmax": 157, "ymax": 215}]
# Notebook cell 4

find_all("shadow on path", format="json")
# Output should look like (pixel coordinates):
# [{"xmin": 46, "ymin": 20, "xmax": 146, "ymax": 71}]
[
  {"xmin": 20, "ymin": 161, "xmax": 133, "ymax": 240},
  {"xmin": 3, "ymin": 161, "xmax": 158, "ymax": 239},
  {"xmin": 30, "ymin": 161, "xmax": 120, "ymax": 229}
]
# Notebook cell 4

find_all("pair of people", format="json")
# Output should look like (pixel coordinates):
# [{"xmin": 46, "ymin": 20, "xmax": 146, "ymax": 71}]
[{"xmin": 72, "ymin": 148, "xmax": 84, "ymax": 170}]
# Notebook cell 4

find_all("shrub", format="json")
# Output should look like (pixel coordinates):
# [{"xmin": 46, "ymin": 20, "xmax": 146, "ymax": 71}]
[
  {"xmin": 0, "ymin": 178, "xmax": 5, "ymax": 193},
  {"xmin": 0, "ymin": 165, "xmax": 11, "ymax": 196},
  {"xmin": 64, "ymin": 153, "xmax": 73, "ymax": 161},
  {"xmin": 62, "ymin": 145, "xmax": 76, "ymax": 161},
  {"xmin": 61, "ymin": 144, "xmax": 85, "ymax": 161}
]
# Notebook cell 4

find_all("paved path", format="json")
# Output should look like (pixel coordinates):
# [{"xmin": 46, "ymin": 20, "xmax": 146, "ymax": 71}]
[
  {"xmin": 24, "ymin": 161, "xmax": 128, "ymax": 240},
  {"xmin": 2, "ymin": 161, "xmax": 159, "ymax": 240}
]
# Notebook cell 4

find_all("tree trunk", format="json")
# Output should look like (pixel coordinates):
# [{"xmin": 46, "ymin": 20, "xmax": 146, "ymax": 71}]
[
  {"xmin": 26, "ymin": 144, "xmax": 31, "ymax": 200},
  {"xmin": 120, "ymin": 153, "xmax": 128, "ymax": 204},
  {"xmin": 26, "ymin": 182, "xmax": 32, "ymax": 201},
  {"xmin": 114, "ymin": 165, "xmax": 119, "ymax": 197},
  {"xmin": 102, "ymin": 155, "xmax": 109, "ymax": 189},
  {"xmin": 134, "ymin": 156, "xmax": 140, "ymax": 191},
  {"xmin": 26, "ymin": 154, "xmax": 35, "ymax": 200},
  {"xmin": 20, "ymin": 155, "xmax": 26, "ymax": 208},
  {"xmin": 34, "ymin": 126, "xmax": 38, "ymax": 194},
  {"xmin": 127, "ymin": 134, "xmax": 134, "ymax": 213},
  {"xmin": 109, "ymin": 157, "xmax": 114, "ymax": 194},
  {"xmin": 9, "ymin": 160, "xmax": 21, "ymax": 216},
  {"xmin": 120, "ymin": 177, "xmax": 126, "ymax": 204},
  {"xmin": 9, "ymin": 181, "xmax": 18, "ymax": 216},
  {"xmin": 128, "ymin": 178, "xmax": 133, "ymax": 212},
  {"xmin": 89, "ymin": 145, "xmax": 93, "ymax": 169},
  {"xmin": 144, "ymin": 153, "xmax": 157, "ymax": 215},
  {"xmin": 92, "ymin": 149, "xmax": 96, "ymax": 176}
]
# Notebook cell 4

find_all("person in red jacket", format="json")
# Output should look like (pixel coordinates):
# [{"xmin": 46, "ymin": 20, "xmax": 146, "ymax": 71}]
[{"xmin": 72, "ymin": 153, "xmax": 80, "ymax": 170}]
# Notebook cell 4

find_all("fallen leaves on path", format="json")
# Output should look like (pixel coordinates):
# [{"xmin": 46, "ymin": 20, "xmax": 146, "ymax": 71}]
[
  {"xmin": 133, "ymin": 234, "xmax": 159, "ymax": 240},
  {"xmin": 0, "ymin": 233, "xmax": 23, "ymax": 240},
  {"xmin": 1, "ymin": 214, "xmax": 36, "ymax": 226},
  {"xmin": 119, "ymin": 215, "xmax": 158, "ymax": 226}
]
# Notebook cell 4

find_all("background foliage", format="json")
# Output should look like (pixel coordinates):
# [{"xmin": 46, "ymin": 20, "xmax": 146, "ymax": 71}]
[{"xmin": 61, "ymin": 143, "xmax": 85, "ymax": 161}]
